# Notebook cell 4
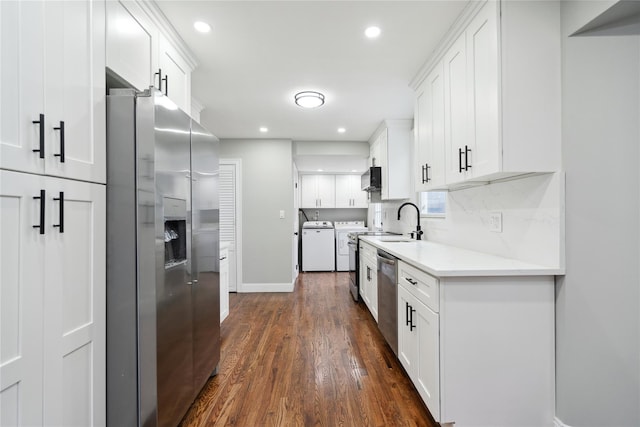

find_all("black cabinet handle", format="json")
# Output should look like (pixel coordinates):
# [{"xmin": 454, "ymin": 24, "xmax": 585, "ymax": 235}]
[
  {"xmin": 458, "ymin": 147, "xmax": 464, "ymax": 173},
  {"xmin": 219, "ymin": 256, "xmax": 227, "ymax": 261},
  {"xmin": 53, "ymin": 191, "xmax": 64, "ymax": 233},
  {"xmin": 155, "ymin": 68, "xmax": 163, "ymax": 91},
  {"xmin": 366, "ymin": 266, "xmax": 371, "ymax": 281},
  {"xmin": 32, "ymin": 189, "xmax": 45, "ymax": 234},
  {"xmin": 405, "ymin": 302, "xmax": 410, "ymax": 326},
  {"xmin": 406, "ymin": 277, "xmax": 417, "ymax": 286},
  {"xmin": 53, "ymin": 121, "xmax": 65, "ymax": 163},
  {"xmin": 163, "ymin": 75, "xmax": 168, "ymax": 96},
  {"xmin": 410, "ymin": 306, "xmax": 416, "ymax": 331},
  {"xmin": 426, "ymin": 164, "xmax": 431, "ymax": 183},
  {"xmin": 421, "ymin": 164, "xmax": 426, "ymax": 184},
  {"xmin": 32, "ymin": 114, "xmax": 45, "ymax": 159},
  {"xmin": 464, "ymin": 145, "xmax": 472, "ymax": 171}
]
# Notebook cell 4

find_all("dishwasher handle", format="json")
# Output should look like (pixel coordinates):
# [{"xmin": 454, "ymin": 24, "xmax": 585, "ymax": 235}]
[{"xmin": 377, "ymin": 250, "xmax": 397, "ymax": 265}]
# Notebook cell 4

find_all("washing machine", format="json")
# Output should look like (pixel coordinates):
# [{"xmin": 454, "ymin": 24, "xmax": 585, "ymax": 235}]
[
  {"xmin": 334, "ymin": 221, "xmax": 367, "ymax": 271},
  {"xmin": 302, "ymin": 221, "xmax": 335, "ymax": 272}
]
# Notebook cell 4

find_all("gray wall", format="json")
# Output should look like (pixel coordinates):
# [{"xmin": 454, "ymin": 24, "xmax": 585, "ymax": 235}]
[
  {"xmin": 219, "ymin": 139, "xmax": 294, "ymax": 285},
  {"xmin": 557, "ymin": 2, "xmax": 640, "ymax": 425}
]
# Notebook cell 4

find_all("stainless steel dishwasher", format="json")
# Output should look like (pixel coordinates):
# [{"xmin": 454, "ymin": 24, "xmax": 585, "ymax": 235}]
[{"xmin": 377, "ymin": 249, "xmax": 398, "ymax": 355}]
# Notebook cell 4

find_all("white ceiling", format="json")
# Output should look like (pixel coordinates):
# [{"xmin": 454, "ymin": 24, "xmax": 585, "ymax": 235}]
[{"xmin": 157, "ymin": 0, "xmax": 468, "ymax": 143}]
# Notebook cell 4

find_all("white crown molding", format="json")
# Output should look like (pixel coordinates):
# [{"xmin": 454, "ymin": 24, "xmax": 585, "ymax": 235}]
[
  {"xmin": 409, "ymin": 0, "xmax": 488, "ymax": 90},
  {"xmin": 137, "ymin": 0, "xmax": 199, "ymax": 70}
]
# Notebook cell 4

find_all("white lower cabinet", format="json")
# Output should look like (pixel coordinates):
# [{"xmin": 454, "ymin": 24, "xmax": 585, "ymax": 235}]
[
  {"xmin": 359, "ymin": 241, "xmax": 378, "ymax": 322},
  {"xmin": 0, "ymin": 170, "xmax": 106, "ymax": 426},
  {"xmin": 220, "ymin": 245, "xmax": 230, "ymax": 322},
  {"xmin": 398, "ymin": 269, "xmax": 440, "ymax": 421},
  {"xmin": 397, "ymin": 260, "xmax": 555, "ymax": 426}
]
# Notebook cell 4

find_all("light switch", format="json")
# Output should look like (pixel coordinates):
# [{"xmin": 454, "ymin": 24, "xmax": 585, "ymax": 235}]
[{"xmin": 279, "ymin": 210, "xmax": 285, "ymax": 219}]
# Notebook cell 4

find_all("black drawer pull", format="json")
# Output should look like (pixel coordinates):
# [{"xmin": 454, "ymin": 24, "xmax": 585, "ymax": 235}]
[
  {"xmin": 53, "ymin": 121, "xmax": 65, "ymax": 162},
  {"xmin": 32, "ymin": 189, "xmax": 45, "ymax": 234},
  {"xmin": 53, "ymin": 191, "xmax": 64, "ymax": 233},
  {"xmin": 32, "ymin": 114, "xmax": 45, "ymax": 158},
  {"xmin": 406, "ymin": 277, "xmax": 417, "ymax": 286}
]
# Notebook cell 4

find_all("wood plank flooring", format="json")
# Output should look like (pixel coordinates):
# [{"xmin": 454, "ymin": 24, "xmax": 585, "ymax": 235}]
[{"xmin": 179, "ymin": 272, "xmax": 437, "ymax": 427}]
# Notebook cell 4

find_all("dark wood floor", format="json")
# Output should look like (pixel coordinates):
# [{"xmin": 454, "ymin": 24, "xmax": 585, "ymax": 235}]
[{"xmin": 179, "ymin": 272, "xmax": 437, "ymax": 427}]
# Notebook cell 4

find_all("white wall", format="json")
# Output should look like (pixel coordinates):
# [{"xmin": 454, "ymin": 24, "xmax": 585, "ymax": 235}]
[
  {"xmin": 555, "ymin": 2, "xmax": 640, "ymax": 425},
  {"xmin": 219, "ymin": 139, "xmax": 295, "ymax": 290}
]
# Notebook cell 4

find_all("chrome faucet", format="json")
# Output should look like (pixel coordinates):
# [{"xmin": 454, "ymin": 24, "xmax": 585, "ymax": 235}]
[{"xmin": 397, "ymin": 202, "xmax": 423, "ymax": 240}]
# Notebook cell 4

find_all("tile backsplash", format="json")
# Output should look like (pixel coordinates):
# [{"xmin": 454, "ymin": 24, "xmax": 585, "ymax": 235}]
[{"xmin": 369, "ymin": 173, "xmax": 564, "ymax": 268}]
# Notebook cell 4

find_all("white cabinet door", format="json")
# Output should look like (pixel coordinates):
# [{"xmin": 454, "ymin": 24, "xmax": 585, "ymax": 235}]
[
  {"xmin": 106, "ymin": 0, "xmax": 156, "ymax": 91},
  {"xmin": 0, "ymin": 172, "xmax": 106, "ymax": 426},
  {"xmin": 316, "ymin": 175, "xmax": 335, "ymax": 208},
  {"xmin": 444, "ymin": 33, "xmax": 469, "ymax": 185},
  {"xmin": 334, "ymin": 175, "xmax": 351, "ymax": 208},
  {"xmin": 158, "ymin": 34, "xmax": 191, "ymax": 114},
  {"xmin": 369, "ymin": 262, "xmax": 378, "ymax": 322},
  {"xmin": 220, "ymin": 247, "xmax": 229, "ymax": 322},
  {"xmin": 397, "ymin": 285, "xmax": 418, "ymax": 375},
  {"xmin": 0, "ymin": 1, "xmax": 45, "ymax": 176},
  {"xmin": 351, "ymin": 175, "xmax": 368, "ymax": 208},
  {"xmin": 414, "ymin": 79, "xmax": 429, "ymax": 192},
  {"xmin": 0, "ymin": 171, "xmax": 45, "ymax": 427},
  {"xmin": 426, "ymin": 63, "xmax": 446, "ymax": 189},
  {"xmin": 415, "ymin": 300, "xmax": 440, "ymax": 421},
  {"xmin": 42, "ymin": 177, "xmax": 105, "ymax": 426},
  {"xmin": 44, "ymin": 0, "xmax": 106, "ymax": 184},
  {"xmin": 466, "ymin": 1, "xmax": 500, "ymax": 179},
  {"xmin": 300, "ymin": 175, "xmax": 319, "ymax": 208}
]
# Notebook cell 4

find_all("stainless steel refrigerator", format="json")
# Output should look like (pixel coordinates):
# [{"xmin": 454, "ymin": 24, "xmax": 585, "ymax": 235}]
[{"xmin": 106, "ymin": 88, "xmax": 220, "ymax": 427}]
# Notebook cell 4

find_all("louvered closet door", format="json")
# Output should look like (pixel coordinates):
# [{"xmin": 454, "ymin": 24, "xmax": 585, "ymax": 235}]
[
  {"xmin": 0, "ymin": 170, "xmax": 45, "ymax": 426},
  {"xmin": 219, "ymin": 163, "xmax": 236, "ymax": 291}
]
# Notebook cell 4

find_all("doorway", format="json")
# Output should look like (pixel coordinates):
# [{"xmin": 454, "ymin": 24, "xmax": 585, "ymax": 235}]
[{"xmin": 220, "ymin": 159, "xmax": 242, "ymax": 292}]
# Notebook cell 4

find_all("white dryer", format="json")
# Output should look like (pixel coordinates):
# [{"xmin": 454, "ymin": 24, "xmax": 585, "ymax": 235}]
[
  {"xmin": 302, "ymin": 221, "xmax": 335, "ymax": 272},
  {"xmin": 334, "ymin": 221, "xmax": 367, "ymax": 271}
]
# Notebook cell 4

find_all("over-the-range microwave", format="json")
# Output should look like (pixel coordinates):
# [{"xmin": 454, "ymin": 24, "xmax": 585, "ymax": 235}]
[{"xmin": 361, "ymin": 166, "xmax": 382, "ymax": 192}]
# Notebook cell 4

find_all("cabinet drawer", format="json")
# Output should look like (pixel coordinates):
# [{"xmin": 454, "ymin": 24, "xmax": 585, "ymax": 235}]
[{"xmin": 398, "ymin": 261, "xmax": 439, "ymax": 313}]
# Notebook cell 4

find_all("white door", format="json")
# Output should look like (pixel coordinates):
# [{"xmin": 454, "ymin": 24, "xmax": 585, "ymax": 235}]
[
  {"xmin": 0, "ymin": 171, "xmax": 45, "ymax": 426},
  {"xmin": 0, "ymin": 0, "xmax": 46, "ymax": 176},
  {"xmin": 44, "ymin": 0, "xmax": 106, "ymax": 184},
  {"xmin": 220, "ymin": 160, "xmax": 242, "ymax": 292},
  {"xmin": 42, "ymin": 177, "xmax": 105, "ymax": 426}
]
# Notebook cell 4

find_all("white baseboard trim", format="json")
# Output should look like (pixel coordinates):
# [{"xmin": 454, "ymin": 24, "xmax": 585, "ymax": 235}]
[
  {"xmin": 220, "ymin": 309, "xmax": 229, "ymax": 323},
  {"xmin": 239, "ymin": 282, "xmax": 294, "ymax": 293},
  {"xmin": 554, "ymin": 416, "xmax": 571, "ymax": 427}
]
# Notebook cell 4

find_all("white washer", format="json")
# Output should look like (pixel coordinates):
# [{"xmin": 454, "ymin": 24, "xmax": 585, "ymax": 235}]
[
  {"xmin": 334, "ymin": 221, "xmax": 367, "ymax": 271},
  {"xmin": 302, "ymin": 221, "xmax": 335, "ymax": 272}
]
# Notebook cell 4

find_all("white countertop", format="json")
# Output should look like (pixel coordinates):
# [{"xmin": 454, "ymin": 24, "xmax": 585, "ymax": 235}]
[{"xmin": 359, "ymin": 236, "xmax": 564, "ymax": 277}]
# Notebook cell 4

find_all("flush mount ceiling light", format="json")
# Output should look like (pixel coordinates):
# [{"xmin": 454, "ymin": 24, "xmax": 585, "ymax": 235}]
[
  {"xmin": 295, "ymin": 91, "xmax": 325, "ymax": 109},
  {"xmin": 365, "ymin": 26, "xmax": 381, "ymax": 39},
  {"xmin": 193, "ymin": 21, "xmax": 211, "ymax": 33}
]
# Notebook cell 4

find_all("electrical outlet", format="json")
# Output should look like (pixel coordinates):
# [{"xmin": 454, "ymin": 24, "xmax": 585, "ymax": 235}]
[{"xmin": 489, "ymin": 212, "xmax": 502, "ymax": 233}]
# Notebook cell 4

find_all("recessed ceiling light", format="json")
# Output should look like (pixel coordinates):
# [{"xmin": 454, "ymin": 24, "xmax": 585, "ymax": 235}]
[
  {"xmin": 317, "ymin": 169, "xmax": 324, "ymax": 172},
  {"xmin": 194, "ymin": 21, "xmax": 211, "ymax": 33},
  {"xmin": 295, "ymin": 91, "xmax": 325, "ymax": 109},
  {"xmin": 337, "ymin": 127, "xmax": 346, "ymax": 133},
  {"xmin": 351, "ymin": 170, "xmax": 357, "ymax": 173},
  {"xmin": 259, "ymin": 127, "xmax": 268, "ymax": 133},
  {"xmin": 365, "ymin": 26, "xmax": 381, "ymax": 39}
]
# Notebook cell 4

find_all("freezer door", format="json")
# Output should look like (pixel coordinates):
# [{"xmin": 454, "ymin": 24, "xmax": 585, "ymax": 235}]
[
  {"xmin": 190, "ymin": 120, "xmax": 221, "ymax": 392},
  {"xmin": 153, "ymin": 92, "xmax": 194, "ymax": 427}
]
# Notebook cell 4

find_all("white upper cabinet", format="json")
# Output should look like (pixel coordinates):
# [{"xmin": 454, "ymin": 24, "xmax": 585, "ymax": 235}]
[
  {"xmin": 335, "ymin": 175, "xmax": 367, "ymax": 208},
  {"xmin": 105, "ymin": 0, "xmax": 155, "ymax": 91},
  {"xmin": 415, "ymin": 61, "xmax": 446, "ymax": 192},
  {"xmin": 300, "ymin": 175, "xmax": 335, "ymax": 209},
  {"xmin": 413, "ymin": 0, "xmax": 561, "ymax": 190},
  {"xmin": 370, "ymin": 120, "xmax": 412, "ymax": 201},
  {"xmin": 1, "ymin": 0, "xmax": 106, "ymax": 184},
  {"xmin": 106, "ymin": 0, "xmax": 195, "ymax": 114}
]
